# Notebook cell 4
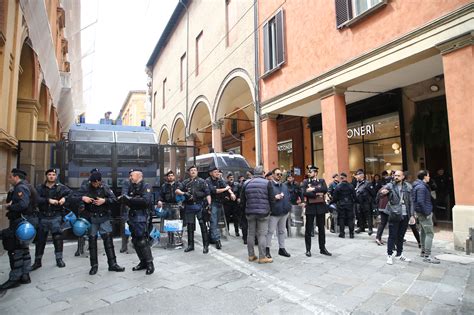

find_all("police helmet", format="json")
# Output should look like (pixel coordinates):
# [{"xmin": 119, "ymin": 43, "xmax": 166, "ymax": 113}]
[
  {"xmin": 124, "ymin": 223, "xmax": 131, "ymax": 237},
  {"xmin": 149, "ymin": 227, "xmax": 161, "ymax": 240},
  {"xmin": 63, "ymin": 211, "xmax": 77, "ymax": 225},
  {"xmin": 72, "ymin": 218, "xmax": 91, "ymax": 237},
  {"xmin": 175, "ymin": 194, "xmax": 185, "ymax": 203},
  {"xmin": 16, "ymin": 220, "xmax": 36, "ymax": 242}
]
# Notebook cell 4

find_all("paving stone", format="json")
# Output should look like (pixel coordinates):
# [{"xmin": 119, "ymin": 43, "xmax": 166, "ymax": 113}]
[
  {"xmin": 102, "ymin": 287, "xmax": 146, "ymax": 304},
  {"xmin": 395, "ymin": 294, "xmax": 429, "ymax": 312},
  {"xmin": 35, "ymin": 301, "xmax": 71, "ymax": 313}
]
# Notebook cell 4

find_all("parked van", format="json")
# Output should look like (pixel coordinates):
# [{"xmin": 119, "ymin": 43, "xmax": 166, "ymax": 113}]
[{"xmin": 188, "ymin": 152, "xmax": 253, "ymax": 179}]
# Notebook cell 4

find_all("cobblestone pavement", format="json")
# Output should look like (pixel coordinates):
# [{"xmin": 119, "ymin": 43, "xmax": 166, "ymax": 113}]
[{"xmin": 0, "ymin": 228, "xmax": 473, "ymax": 314}]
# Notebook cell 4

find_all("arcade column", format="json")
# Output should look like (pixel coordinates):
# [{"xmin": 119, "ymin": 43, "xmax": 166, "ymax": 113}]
[
  {"xmin": 211, "ymin": 120, "xmax": 223, "ymax": 153},
  {"xmin": 261, "ymin": 114, "xmax": 278, "ymax": 172}
]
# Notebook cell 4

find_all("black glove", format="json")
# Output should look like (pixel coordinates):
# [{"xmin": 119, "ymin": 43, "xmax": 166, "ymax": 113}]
[
  {"xmin": 6, "ymin": 211, "xmax": 19, "ymax": 220},
  {"xmin": 184, "ymin": 192, "xmax": 193, "ymax": 201},
  {"xmin": 118, "ymin": 195, "xmax": 131, "ymax": 205}
]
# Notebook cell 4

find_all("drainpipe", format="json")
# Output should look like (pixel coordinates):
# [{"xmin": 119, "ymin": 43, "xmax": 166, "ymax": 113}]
[
  {"xmin": 179, "ymin": 0, "xmax": 190, "ymax": 138},
  {"xmin": 253, "ymin": 0, "xmax": 262, "ymax": 166}
]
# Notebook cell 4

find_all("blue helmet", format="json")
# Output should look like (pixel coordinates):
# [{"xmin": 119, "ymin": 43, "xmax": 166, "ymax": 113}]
[
  {"xmin": 175, "ymin": 194, "xmax": 185, "ymax": 203},
  {"xmin": 63, "ymin": 211, "xmax": 77, "ymax": 225},
  {"xmin": 124, "ymin": 223, "xmax": 131, "ymax": 236},
  {"xmin": 328, "ymin": 204, "xmax": 337, "ymax": 212},
  {"xmin": 16, "ymin": 221, "xmax": 36, "ymax": 242},
  {"xmin": 149, "ymin": 227, "xmax": 160, "ymax": 240},
  {"xmin": 73, "ymin": 218, "xmax": 91, "ymax": 237}
]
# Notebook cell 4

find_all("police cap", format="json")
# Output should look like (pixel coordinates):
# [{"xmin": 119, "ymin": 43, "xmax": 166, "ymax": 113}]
[
  {"xmin": 129, "ymin": 168, "xmax": 142, "ymax": 174},
  {"xmin": 340, "ymin": 172, "xmax": 348, "ymax": 178},
  {"xmin": 90, "ymin": 168, "xmax": 100, "ymax": 174},
  {"xmin": 187, "ymin": 165, "xmax": 197, "ymax": 172},
  {"xmin": 165, "ymin": 170, "xmax": 174, "ymax": 176},
  {"xmin": 308, "ymin": 166, "xmax": 319, "ymax": 172},
  {"xmin": 208, "ymin": 166, "xmax": 219, "ymax": 173},
  {"xmin": 355, "ymin": 169, "xmax": 365, "ymax": 175},
  {"xmin": 45, "ymin": 168, "xmax": 57, "ymax": 175},
  {"xmin": 11, "ymin": 168, "xmax": 27, "ymax": 177},
  {"xmin": 89, "ymin": 172, "xmax": 102, "ymax": 182}
]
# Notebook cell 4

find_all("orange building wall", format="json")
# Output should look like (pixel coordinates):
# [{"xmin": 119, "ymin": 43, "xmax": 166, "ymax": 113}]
[{"xmin": 259, "ymin": 0, "xmax": 470, "ymax": 102}]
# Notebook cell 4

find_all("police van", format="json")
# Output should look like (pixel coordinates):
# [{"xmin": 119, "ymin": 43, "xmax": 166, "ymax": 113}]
[{"xmin": 189, "ymin": 152, "xmax": 252, "ymax": 179}]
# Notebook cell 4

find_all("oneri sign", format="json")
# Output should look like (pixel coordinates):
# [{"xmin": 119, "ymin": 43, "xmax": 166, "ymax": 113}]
[{"xmin": 347, "ymin": 124, "xmax": 376, "ymax": 139}]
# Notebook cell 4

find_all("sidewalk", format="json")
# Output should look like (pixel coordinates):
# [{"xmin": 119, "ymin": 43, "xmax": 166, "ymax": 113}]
[{"xmin": 0, "ymin": 229, "xmax": 473, "ymax": 314}]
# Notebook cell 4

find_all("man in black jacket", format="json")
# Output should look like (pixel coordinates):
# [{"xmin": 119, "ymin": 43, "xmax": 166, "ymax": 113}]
[
  {"xmin": 354, "ymin": 170, "xmax": 375, "ymax": 235},
  {"xmin": 32, "ymin": 169, "xmax": 72, "ymax": 270},
  {"xmin": 332, "ymin": 173, "xmax": 357, "ymax": 238},
  {"xmin": 157, "ymin": 170, "xmax": 183, "ymax": 248},
  {"xmin": 302, "ymin": 166, "xmax": 331, "ymax": 257}
]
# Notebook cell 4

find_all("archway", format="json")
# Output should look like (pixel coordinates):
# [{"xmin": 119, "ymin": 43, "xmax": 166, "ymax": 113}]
[
  {"xmin": 188, "ymin": 101, "xmax": 212, "ymax": 154},
  {"xmin": 171, "ymin": 116, "xmax": 186, "ymax": 145},
  {"xmin": 159, "ymin": 127, "xmax": 170, "ymax": 144}
]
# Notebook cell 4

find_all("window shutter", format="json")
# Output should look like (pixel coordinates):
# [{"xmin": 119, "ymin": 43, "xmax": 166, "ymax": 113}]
[
  {"xmin": 275, "ymin": 9, "xmax": 285, "ymax": 67},
  {"xmin": 335, "ymin": 0, "xmax": 352, "ymax": 28},
  {"xmin": 263, "ymin": 22, "xmax": 270, "ymax": 73}
]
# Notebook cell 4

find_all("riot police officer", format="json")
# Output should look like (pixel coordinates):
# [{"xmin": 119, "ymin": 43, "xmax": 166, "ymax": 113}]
[
  {"xmin": 206, "ymin": 167, "xmax": 234, "ymax": 249},
  {"xmin": 157, "ymin": 170, "xmax": 183, "ymax": 248},
  {"xmin": 354, "ymin": 170, "xmax": 375, "ymax": 235},
  {"xmin": 301, "ymin": 166, "xmax": 331, "ymax": 257},
  {"xmin": 327, "ymin": 173, "xmax": 340, "ymax": 233},
  {"xmin": 119, "ymin": 171, "xmax": 133, "ymax": 253},
  {"xmin": 119, "ymin": 169, "xmax": 154, "ymax": 275},
  {"xmin": 176, "ymin": 165, "xmax": 211, "ymax": 254},
  {"xmin": 78, "ymin": 171, "xmax": 125, "ymax": 275},
  {"xmin": 223, "ymin": 173, "xmax": 240, "ymax": 237},
  {"xmin": 0, "ymin": 169, "xmax": 35, "ymax": 291},
  {"xmin": 31, "ymin": 168, "xmax": 72, "ymax": 270},
  {"xmin": 332, "ymin": 173, "xmax": 357, "ymax": 238}
]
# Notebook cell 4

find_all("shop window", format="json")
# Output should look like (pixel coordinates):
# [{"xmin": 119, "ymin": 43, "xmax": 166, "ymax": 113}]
[
  {"xmin": 262, "ymin": 9, "xmax": 285, "ymax": 76},
  {"xmin": 335, "ymin": 0, "xmax": 386, "ymax": 29},
  {"xmin": 277, "ymin": 140, "xmax": 293, "ymax": 174}
]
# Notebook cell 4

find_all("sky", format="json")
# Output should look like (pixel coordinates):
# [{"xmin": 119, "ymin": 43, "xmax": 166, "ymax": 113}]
[{"xmin": 80, "ymin": 0, "xmax": 177, "ymax": 123}]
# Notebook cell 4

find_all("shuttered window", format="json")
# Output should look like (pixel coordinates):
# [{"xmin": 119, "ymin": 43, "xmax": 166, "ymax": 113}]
[
  {"xmin": 336, "ymin": 0, "xmax": 386, "ymax": 29},
  {"xmin": 263, "ymin": 9, "xmax": 285, "ymax": 76}
]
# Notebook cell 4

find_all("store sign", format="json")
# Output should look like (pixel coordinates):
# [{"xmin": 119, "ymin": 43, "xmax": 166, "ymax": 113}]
[
  {"xmin": 347, "ymin": 124, "xmax": 376, "ymax": 138},
  {"xmin": 277, "ymin": 141, "xmax": 293, "ymax": 152}
]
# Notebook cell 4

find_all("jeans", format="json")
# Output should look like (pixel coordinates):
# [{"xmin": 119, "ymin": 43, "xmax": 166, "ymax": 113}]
[
  {"xmin": 376, "ymin": 212, "xmax": 389, "ymax": 240},
  {"xmin": 266, "ymin": 213, "xmax": 288, "ymax": 249},
  {"xmin": 387, "ymin": 215, "xmax": 409, "ymax": 256},
  {"xmin": 246, "ymin": 214, "xmax": 269, "ymax": 258},
  {"xmin": 418, "ymin": 213, "xmax": 435, "ymax": 255},
  {"xmin": 210, "ymin": 203, "xmax": 223, "ymax": 241}
]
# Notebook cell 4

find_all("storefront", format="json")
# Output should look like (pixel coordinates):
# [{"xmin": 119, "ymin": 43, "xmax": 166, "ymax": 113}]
[{"xmin": 309, "ymin": 90, "xmax": 405, "ymax": 180}]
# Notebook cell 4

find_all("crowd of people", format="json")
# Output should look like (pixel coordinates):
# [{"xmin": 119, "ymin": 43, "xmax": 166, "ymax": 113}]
[{"xmin": 1, "ymin": 163, "xmax": 441, "ymax": 294}]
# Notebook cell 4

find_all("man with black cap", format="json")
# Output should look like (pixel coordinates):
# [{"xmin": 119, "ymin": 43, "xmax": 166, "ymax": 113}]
[
  {"xmin": 1, "ymin": 169, "xmax": 34, "ymax": 291},
  {"xmin": 119, "ymin": 169, "xmax": 154, "ymax": 275},
  {"xmin": 206, "ymin": 166, "xmax": 234, "ymax": 249},
  {"xmin": 78, "ymin": 171, "xmax": 125, "ymax": 275},
  {"xmin": 223, "ymin": 172, "xmax": 241, "ymax": 237},
  {"xmin": 301, "ymin": 166, "xmax": 331, "ymax": 257},
  {"xmin": 332, "ymin": 173, "xmax": 357, "ymax": 238},
  {"xmin": 354, "ymin": 170, "xmax": 375, "ymax": 235},
  {"xmin": 31, "ymin": 168, "xmax": 72, "ymax": 270},
  {"xmin": 327, "ymin": 173, "xmax": 340, "ymax": 234},
  {"xmin": 157, "ymin": 170, "xmax": 183, "ymax": 248},
  {"xmin": 176, "ymin": 165, "xmax": 211, "ymax": 253}
]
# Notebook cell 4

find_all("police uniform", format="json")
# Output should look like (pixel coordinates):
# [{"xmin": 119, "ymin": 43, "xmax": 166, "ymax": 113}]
[
  {"xmin": 120, "ymin": 170, "xmax": 154, "ymax": 275},
  {"xmin": 78, "ymin": 172, "xmax": 125, "ymax": 275},
  {"xmin": 223, "ymin": 176, "xmax": 241, "ymax": 237},
  {"xmin": 206, "ymin": 169, "xmax": 228, "ymax": 248},
  {"xmin": 286, "ymin": 179, "xmax": 303, "ymax": 236},
  {"xmin": 332, "ymin": 176, "xmax": 357, "ymax": 238},
  {"xmin": 301, "ymin": 166, "xmax": 331, "ymax": 257},
  {"xmin": 327, "ymin": 176, "xmax": 340, "ymax": 233},
  {"xmin": 32, "ymin": 169, "xmax": 72, "ymax": 270},
  {"xmin": 354, "ymin": 172, "xmax": 375, "ymax": 234},
  {"xmin": 119, "ymin": 177, "xmax": 132, "ymax": 253},
  {"xmin": 178, "ymin": 172, "xmax": 210, "ymax": 253},
  {"xmin": 159, "ymin": 170, "xmax": 183, "ymax": 247},
  {"xmin": 1, "ymin": 169, "xmax": 34, "ymax": 290}
]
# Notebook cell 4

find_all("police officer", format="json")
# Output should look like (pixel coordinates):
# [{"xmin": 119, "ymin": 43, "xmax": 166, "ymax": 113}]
[
  {"xmin": 332, "ymin": 173, "xmax": 357, "ymax": 238},
  {"xmin": 119, "ymin": 170, "xmax": 133, "ymax": 253},
  {"xmin": 327, "ymin": 173, "xmax": 340, "ymax": 233},
  {"xmin": 0, "ymin": 169, "xmax": 34, "ymax": 291},
  {"xmin": 223, "ymin": 172, "xmax": 240, "ymax": 237},
  {"xmin": 157, "ymin": 170, "xmax": 183, "ymax": 248},
  {"xmin": 78, "ymin": 171, "xmax": 125, "ymax": 275},
  {"xmin": 119, "ymin": 169, "xmax": 154, "ymax": 275},
  {"xmin": 301, "ymin": 166, "xmax": 331, "ymax": 257},
  {"xmin": 354, "ymin": 170, "xmax": 375, "ymax": 235},
  {"xmin": 31, "ymin": 168, "xmax": 72, "ymax": 270},
  {"xmin": 286, "ymin": 172, "xmax": 303, "ymax": 236},
  {"xmin": 206, "ymin": 167, "xmax": 235, "ymax": 249},
  {"xmin": 176, "ymin": 165, "xmax": 211, "ymax": 254}
]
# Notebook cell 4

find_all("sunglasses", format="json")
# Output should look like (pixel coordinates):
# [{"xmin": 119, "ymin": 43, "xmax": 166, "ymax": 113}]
[{"xmin": 275, "ymin": 173, "xmax": 282, "ymax": 176}]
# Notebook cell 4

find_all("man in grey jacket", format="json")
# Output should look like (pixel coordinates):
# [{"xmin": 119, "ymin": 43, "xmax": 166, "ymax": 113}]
[
  {"xmin": 379, "ymin": 170, "xmax": 414, "ymax": 265},
  {"xmin": 240, "ymin": 165, "xmax": 275, "ymax": 264}
]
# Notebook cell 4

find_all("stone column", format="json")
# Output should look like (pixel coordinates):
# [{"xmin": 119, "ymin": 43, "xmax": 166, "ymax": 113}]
[
  {"xmin": 437, "ymin": 32, "xmax": 474, "ymax": 250},
  {"xmin": 320, "ymin": 87, "xmax": 349, "ymax": 183},
  {"xmin": 261, "ymin": 114, "xmax": 278, "ymax": 171},
  {"xmin": 186, "ymin": 133, "xmax": 196, "ymax": 160},
  {"xmin": 16, "ymin": 98, "xmax": 40, "ymax": 181},
  {"xmin": 211, "ymin": 119, "xmax": 223, "ymax": 153}
]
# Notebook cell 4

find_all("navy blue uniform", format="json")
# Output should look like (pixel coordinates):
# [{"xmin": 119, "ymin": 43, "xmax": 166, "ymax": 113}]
[
  {"xmin": 223, "ymin": 181, "xmax": 241, "ymax": 236},
  {"xmin": 302, "ymin": 178, "xmax": 328, "ymax": 253},
  {"xmin": 355, "ymin": 180, "xmax": 375, "ymax": 233},
  {"xmin": 332, "ymin": 181, "xmax": 357, "ymax": 237}
]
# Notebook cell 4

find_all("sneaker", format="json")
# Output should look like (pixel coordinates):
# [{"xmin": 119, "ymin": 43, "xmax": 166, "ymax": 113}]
[
  {"xmin": 423, "ymin": 256, "xmax": 440, "ymax": 264},
  {"xmin": 395, "ymin": 254, "xmax": 411, "ymax": 262},
  {"xmin": 248, "ymin": 255, "xmax": 257, "ymax": 262},
  {"xmin": 386, "ymin": 255, "xmax": 393, "ymax": 265},
  {"xmin": 258, "ymin": 257, "xmax": 273, "ymax": 264}
]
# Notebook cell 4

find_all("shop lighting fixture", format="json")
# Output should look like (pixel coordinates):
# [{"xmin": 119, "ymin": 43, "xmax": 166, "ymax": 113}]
[
  {"xmin": 391, "ymin": 143, "xmax": 400, "ymax": 150},
  {"xmin": 430, "ymin": 84, "xmax": 440, "ymax": 92}
]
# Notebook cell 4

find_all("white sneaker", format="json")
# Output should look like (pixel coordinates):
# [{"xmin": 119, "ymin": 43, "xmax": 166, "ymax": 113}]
[
  {"xmin": 395, "ymin": 254, "xmax": 411, "ymax": 262},
  {"xmin": 386, "ymin": 255, "xmax": 393, "ymax": 265}
]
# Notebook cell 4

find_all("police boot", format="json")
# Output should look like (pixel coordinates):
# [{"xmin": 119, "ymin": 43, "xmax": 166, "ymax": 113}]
[
  {"xmin": 88, "ymin": 236, "xmax": 98, "ymax": 275},
  {"xmin": 338, "ymin": 223, "xmax": 345, "ymax": 238},
  {"xmin": 305, "ymin": 237, "xmax": 312, "ymax": 257},
  {"xmin": 53, "ymin": 234, "xmax": 66, "ymax": 268},
  {"xmin": 265, "ymin": 247, "xmax": 272, "ymax": 259},
  {"xmin": 75, "ymin": 237, "xmax": 85, "ymax": 256},
  {"xmin": 103, "ymin": 234, "xmax": 125, "ymax": 272},
  {"xmin": 20, "ymin": 273, "xmax": 31, "ymax": 284},
  {"xmin": 330, "ymin": 218, "xmax": 336, "ymax": 233},
  {"xmin": 120, "ymin": 235, "xmax": 129, "ymax": 253},
  {"xmin": 132, "ymin": 239, "xmax": 146, "ymax": 271},
  {"xmin": 200, "ymin": 223, "xmax": 209, "ymax": 254},
  {"xmin": 141, "ymin": 245, "xmax": 154, "ymax": 275},
  {"xmin": 0, "ymin": 279, "xmax": 21, "ymax": 290},
  {"xmin": 31, "ymin": 258, "xmax": 42, "ymax": 271},
  {"xmin": 184, "ymin": 224, "xmax": 195, "ymax": 253}
]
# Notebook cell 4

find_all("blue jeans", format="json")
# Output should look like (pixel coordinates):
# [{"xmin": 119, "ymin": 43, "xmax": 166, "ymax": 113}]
[{"xmin": 210, "ymin": 203, "xmax": 223, "ymax": 241}]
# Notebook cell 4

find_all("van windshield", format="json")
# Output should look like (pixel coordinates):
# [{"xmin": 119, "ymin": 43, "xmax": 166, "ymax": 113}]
[{"xmin": 216, "ymin": 156, "xmax": 250, "ymax": 169}]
